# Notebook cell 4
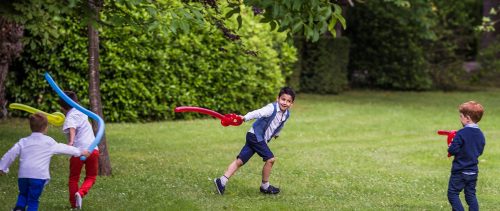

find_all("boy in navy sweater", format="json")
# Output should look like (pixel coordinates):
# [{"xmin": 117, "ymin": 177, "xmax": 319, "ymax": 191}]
[
  {"xmin": 214, "ymin": 87, "xmax": 295, "ymax": 195},
  {"xmin": 447, "ymin": 101, "xmax": 485, "ymax": 211}
]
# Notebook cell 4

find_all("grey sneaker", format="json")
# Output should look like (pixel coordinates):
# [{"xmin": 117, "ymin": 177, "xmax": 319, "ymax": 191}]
[{"xmin": 75, "ymin": 192, "xmax": 82, "ymax": 209}]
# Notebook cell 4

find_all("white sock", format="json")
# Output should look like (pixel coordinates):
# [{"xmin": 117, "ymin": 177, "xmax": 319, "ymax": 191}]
[
  {"xmin": 220, "ymin": 175, "xmax": 229, "ymax": 186},
  {"xmin": 261, "ymin": 181, "xmax": 270, "ymax": 190}
]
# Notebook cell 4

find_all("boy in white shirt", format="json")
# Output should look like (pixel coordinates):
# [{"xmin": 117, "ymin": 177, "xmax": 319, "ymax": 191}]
[
  {"xmin": 214, "ymin": 87, "xmax": 295, "ymax": 195},
  {"xmin": 0, "ymin": 113, "xmax": 89, "ymax": 211},
  {"xmin": 58, "ymin": 91, "xmax": 99, "ymax": 209}
]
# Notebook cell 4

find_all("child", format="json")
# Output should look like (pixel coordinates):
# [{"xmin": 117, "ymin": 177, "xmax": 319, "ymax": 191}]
[
  {"xmin": 447, "ymin": 101, "xmax": 485, "ymax": 211},
  {"xmin": 58, "ymin": 91, "xmax": 99, "ymax": 209},
  {"xmin": 214, "ymin": 86, "xmax": 295, "ymax": 195},
  {"xmin": 0, "ymin": 113, "xmax": 89, "ymax": 211}
]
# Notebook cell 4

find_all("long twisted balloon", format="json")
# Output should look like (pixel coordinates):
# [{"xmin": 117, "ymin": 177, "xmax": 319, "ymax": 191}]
[
  {"xmin": 174, "ymin": 106, "xmax": 243, "ymax": 126},
  {"xmin": 44, "ymin": 72, "xmax": 105, "ymax": 160}
]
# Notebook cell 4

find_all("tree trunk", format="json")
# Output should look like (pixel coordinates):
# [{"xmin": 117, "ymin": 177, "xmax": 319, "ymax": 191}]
[
  {"xmin": 87, "ymin": 0, "xmax": 112, "ymax": 176},
  {"xmin": 480, "ymin": 0, "xmax": 500, "ymax": 49},
  {"xmin": 0, "ymin": 17, "xmax": 23, "ymax": 119},
  {"xmin": 0, "ymin": 62, "xmax": 9, "ymax": 118}
]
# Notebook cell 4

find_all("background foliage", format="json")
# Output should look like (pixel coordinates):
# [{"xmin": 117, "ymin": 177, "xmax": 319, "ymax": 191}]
[
  {"xmin": 293, "ymin": 36, "xmax": 349, "ymax": 94},
  {"xmin": 346, "ymin": 0, "xmax": 433, "ymax": 90},
  {"xmin": 6, "ymin": 4, "xmax": 296, "ymax": 122},
  {"xmin": 476, "ymin": 40, "xmax": 500, "ymax": 87},
  {"xmin": 3, "ymin": 0, "xmax": 497, "ymax": 123},
  {"xmin": 346, "ymin": 0, "xmax": 484, "ymax": 91},
  {"xmin": 425, "ymin": 0, "xmax": 483, "ymax": 90}
]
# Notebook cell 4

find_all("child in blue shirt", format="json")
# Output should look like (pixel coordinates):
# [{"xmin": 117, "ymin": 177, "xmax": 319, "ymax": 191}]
[
  {"xmin": 214, "ymin": 87, "xmax": 295, "ymax": 195},
  {"xmin": 447, "ymin": 101, "xmax": 485, "ymax": 211}
]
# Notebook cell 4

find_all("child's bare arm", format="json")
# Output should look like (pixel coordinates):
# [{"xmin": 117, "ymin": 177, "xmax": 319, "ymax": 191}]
[{"xmin": 67, "ymin": 127, "xmax": 76, "ymax": 146}]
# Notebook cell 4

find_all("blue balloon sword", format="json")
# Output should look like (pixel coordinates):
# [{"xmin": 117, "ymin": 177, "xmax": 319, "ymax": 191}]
[{"xmin": 44, "ymin": 72, "xmax": 105, "ymax": 161}]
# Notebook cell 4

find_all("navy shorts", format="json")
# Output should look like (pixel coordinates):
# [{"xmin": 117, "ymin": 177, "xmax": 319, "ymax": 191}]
[{"xmin": 237, "ymin": 132, "xmax": 274, "ymax": 164}]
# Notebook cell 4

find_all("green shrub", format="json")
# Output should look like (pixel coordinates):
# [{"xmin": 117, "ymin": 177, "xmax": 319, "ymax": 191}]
[
  {"xmin": 428, "ymin": 62, "xmax": 468, "ymax": 91},
  {"xmin": 6, "ymin": 5, "xmax": 297, "ymax": 122},
  {"xmin": 294, "ymin": 36, "xmax": 349, "ymax": 94},
  {"xmin": 425, "ymin": 0, "xmax": 482, "ymax": 90},
  {"xmin": 346, "ymin": 1, "xmax": 432, "ymax": 90},
  {"xmin": 476, "ymin": 40, "xmax": 500, "ymax": 86}
]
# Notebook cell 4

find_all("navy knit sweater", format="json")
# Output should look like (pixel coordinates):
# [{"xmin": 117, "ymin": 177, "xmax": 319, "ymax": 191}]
[{"xmin": 448, "ymin": 126, "xmax": 485, "ymax": 174}]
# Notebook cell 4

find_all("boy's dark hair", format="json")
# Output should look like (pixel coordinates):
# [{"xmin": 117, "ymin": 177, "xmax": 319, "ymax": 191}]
[
  {"xmin": 459, "ymin": 101, "xmax": 484, "ymax": 123},
  {"xmin": 58, "ymin": 91, "xmax": 79, "ymax": 110},
  {"xmin": 278, "ymin": 86, "xmax": 295, "ymax": 101},
  {"xmin": 30, "ymin": 113, "xmax": 48, "ymax": 132}
]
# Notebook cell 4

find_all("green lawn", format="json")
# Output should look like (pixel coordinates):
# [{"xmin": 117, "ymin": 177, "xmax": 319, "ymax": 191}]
[{"xmin": 1, "ymin": 90, "xmax": 500, "ymax": 210}]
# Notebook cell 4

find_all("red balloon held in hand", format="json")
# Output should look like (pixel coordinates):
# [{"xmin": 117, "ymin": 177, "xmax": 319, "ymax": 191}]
[
  {"xmin": 174, "ymin": 106, "xmax": 243, "ymax": 127},
  {"xmin": 221, "ymin": 113, "xmax": 243, "ymax": 126},
  {"xmin": 437, "ymin": 130, "xmax": 457, "ymax": 157}
]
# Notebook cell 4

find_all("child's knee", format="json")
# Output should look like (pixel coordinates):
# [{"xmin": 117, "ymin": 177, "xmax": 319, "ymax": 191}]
[
  {"xmin": 236, "ymin": 158, "xmax": 245, "ymax": 166},
  {"xmin": 266, "ymin": 157, "xmax": 275, "ymax": 164}
]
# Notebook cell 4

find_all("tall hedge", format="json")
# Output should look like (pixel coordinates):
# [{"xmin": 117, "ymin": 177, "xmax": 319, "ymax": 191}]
[
  {"xmin": 293, "ymin": 36, "xmax": 349, "ymax": 94},
  {"xmin": 6, "ymin": 6, "xmax": 297, "ymax": 122},
  {"xmin": 346, "ymin": 1, "xmax": 432, "ymax": 90},
  {"xmin": 425, "ymin": 0, "xmax": 482, "ymax": 90}
]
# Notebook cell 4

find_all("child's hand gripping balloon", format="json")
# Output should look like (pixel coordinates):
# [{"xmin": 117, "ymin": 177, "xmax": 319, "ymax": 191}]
[
  {"xmin": 221, "ymin": 113, "xmax": 244, "ymax": 126},
  {"xmin": 437, "ymin": 130, "xmax": 457, "ymax": 157}
]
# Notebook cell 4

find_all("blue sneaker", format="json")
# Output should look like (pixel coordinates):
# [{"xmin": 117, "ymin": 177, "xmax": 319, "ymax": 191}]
[
  {"xmin": 260, "ymin": 185, "xmax": 280, "ymax": 194},
  {"xmin": 214, "ymin": 178, "xmax": 225, "ymax": 195}
]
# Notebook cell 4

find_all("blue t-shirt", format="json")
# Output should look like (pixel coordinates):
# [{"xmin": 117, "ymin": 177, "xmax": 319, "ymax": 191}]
[{"xmin": 448, "ymin": 124, "xmax": 485, "ymax": 174}]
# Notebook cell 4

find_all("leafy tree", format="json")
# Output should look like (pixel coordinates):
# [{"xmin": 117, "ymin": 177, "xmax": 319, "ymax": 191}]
[
  {"xmin": 475, "ymin": 1, "xmax": 500, "ymax": 86},
  {"xmin": 479, "ymin": 0, "xmax": 500, "ymax": 48}
]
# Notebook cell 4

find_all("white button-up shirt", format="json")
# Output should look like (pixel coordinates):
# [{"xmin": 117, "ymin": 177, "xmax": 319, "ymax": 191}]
[
  {"xmin": 0, "ymin": 132, "xmax": 82, "ymax": 179},
  {"xmin": 244, "ymin": 103, "xmax": 288, "ymax": 141}
]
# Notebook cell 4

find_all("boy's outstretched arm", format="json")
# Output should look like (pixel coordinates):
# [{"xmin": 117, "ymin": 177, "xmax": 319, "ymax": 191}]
[
  {"xmin": 0, "ymin": 142, "xmax": 21, "ymax": 174},
  {"xmin": 51, "ymin": 143, "xmax": 84, "ymax": 157},
  {"xmin": 448, "ymin": 135, "xmax": 463, "ymax": 156},
  {"xmin": 244, "ymin": 104, "xmax": 274, "ymax": 121}
]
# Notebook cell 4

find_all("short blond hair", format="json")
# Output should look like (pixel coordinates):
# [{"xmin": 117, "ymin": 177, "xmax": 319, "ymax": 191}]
[
  {"xmin": 459, "ymin": 101, "xmax": 484, "ymax": 123},
  {"xmin": 29, "ymin": 113, "xmax": 48, "ymax": 132}
]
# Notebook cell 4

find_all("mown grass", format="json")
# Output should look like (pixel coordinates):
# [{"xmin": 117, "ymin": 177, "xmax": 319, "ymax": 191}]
[{"xmin": 1, "ymin": 90, "xmax": 500, "ymax": 210}]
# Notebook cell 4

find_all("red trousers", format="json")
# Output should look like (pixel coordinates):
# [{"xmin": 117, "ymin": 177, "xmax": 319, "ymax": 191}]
[{"xmin": 69, "ymin": 150, "xmax": 99, "ymax": 208}]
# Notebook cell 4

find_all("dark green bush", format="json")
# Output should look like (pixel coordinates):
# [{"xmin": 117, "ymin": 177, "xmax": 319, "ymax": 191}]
[
  {"xmin": 346, "ymin": 1, "xmax": 432, "ymax": 90},
  {"xmin": 428, "ymin": 62, "xmax": 468, "ymax": 91},
  {"xmin": 476, "ymin": 40, "xmax": 500, "ymax": 86},
  {"xmin": 6, "ymin": 6, "xmax": 297, "ymax": 122},
  {"xmin": 294, "ymin": 36, "xmax": 349, "ymax": 94},
  {"xmin": 425, "ymin": 0, "xmax": 482, "ymax": 90}
]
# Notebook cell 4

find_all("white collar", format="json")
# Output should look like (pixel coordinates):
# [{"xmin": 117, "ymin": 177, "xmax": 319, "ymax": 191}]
[{"xmin": 464, "ymin": 123, "xmax": 479, "ymax": 128}]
